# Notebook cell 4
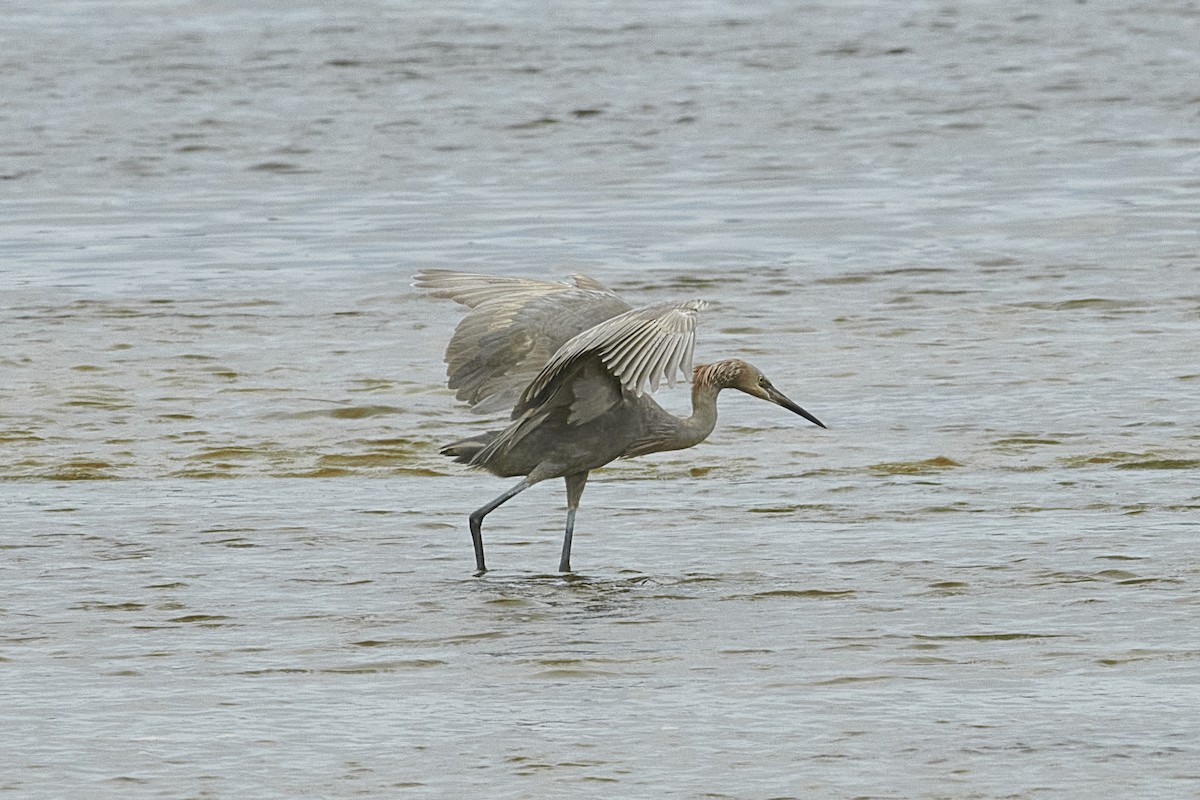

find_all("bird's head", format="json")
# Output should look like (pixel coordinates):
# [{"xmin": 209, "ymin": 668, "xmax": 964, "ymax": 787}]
[{"xmin": 696, "ymin": 359, "xmax": 826, "ymax": 429}]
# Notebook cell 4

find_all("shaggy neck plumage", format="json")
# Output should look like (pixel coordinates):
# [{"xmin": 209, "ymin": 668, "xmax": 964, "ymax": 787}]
[{"xmin": 675, "ymin": 361, "xmax": 738, "ymax": 449}]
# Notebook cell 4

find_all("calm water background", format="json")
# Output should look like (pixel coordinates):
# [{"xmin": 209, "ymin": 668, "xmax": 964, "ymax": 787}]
[{"xmin": 3, "ymin": 1, "xmax": 1199, "ymax": 797}]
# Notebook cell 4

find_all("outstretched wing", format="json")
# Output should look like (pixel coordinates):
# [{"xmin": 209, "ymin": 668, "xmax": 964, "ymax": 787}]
[
  {"xmin": 413, "ymin": 269, "xmax": 632, "ymax": 413},
  {"xmin": 514, "ymin": 299, "xmax": 708, "ymax": 418},
  {"xmin": 469, "ymin": 305, "xmax": 704, "ymax": 466}
]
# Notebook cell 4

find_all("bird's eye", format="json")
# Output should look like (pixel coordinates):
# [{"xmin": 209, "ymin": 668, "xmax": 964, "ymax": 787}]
[{"xmin": 758, "ymin": 377, "xmax": 769, "ymax": 388}]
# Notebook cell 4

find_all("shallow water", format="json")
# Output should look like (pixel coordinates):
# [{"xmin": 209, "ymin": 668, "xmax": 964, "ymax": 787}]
[{"xmin": 3, "ymin": 1, "xmax": 1200, "ymax": 798}]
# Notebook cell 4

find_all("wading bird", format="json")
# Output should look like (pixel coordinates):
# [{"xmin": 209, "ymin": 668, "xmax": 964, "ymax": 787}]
[{"xmin": 414, "ymin": 269, "xmax": 825, "ymax": 575}]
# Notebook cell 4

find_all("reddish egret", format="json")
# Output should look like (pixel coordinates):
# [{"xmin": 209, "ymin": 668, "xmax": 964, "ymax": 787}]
[{"xmin": 414, "ymin": 269, "xmax": 825, "ymax": 574}]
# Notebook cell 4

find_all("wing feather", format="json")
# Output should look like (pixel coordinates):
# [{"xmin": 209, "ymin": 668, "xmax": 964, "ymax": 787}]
[
  {"xmin": 660, "ymin": 336, "xmax": 687, "ymax": 392},
  {"xmin": 608, "ymin": 324, "xmax": 656, "ymax": 376},
  {"xmin": 618, "ymin": 328, "xmax": 662, "ymax": 389},
  {"xmin": 643, "ymin": 334, "xmax": 679, "ymax": 392},
  {"xmin": 515, "ymin": 299, "xmax": 707, "ymax": 416},
  {"xmin": 414, "ymin": 269, "xmax": 631, "ymax": 412}
]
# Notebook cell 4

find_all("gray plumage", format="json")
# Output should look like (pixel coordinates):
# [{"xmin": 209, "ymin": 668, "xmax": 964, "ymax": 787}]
[
  {"xmin": 415, "ymin": 269, "xmax": 631, "ymax": 414},
  {"xmin": 414, "ymin": 269, "xmax": 825, "ymax": 575}
]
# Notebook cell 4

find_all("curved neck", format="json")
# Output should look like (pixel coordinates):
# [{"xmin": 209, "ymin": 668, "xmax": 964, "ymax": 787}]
[
  {"xmin": 622, "ymin": 378, "xmax": 723, "ymax": 460},
  {"xmin": 679, "ymin": 379, "xmax": 721, "ymax": 448}
]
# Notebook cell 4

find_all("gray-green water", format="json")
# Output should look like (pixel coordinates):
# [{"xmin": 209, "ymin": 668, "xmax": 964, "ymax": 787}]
[{"xmin": 3, "ymin": 1, "xmax": 1199, "ymax": 797}]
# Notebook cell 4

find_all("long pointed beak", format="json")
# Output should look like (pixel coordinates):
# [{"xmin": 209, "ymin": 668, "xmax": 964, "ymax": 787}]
[{"xmin": 766, "ymin": 386, "xmax": 826, "ymax": 429}]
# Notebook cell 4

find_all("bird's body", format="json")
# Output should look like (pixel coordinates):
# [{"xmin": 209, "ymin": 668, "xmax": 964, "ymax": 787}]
[{"xmin": 414, "ymin": 269, "xmax": 824, "ymax": 574}]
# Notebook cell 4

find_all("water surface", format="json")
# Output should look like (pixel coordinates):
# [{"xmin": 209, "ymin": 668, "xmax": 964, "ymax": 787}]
[{"xmin": 3, "ymin": 1, "xmax": 1199, "ymax": 797}]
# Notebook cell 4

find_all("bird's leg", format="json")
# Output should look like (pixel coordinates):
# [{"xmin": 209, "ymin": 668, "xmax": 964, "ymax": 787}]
[
  {"xmin": 468, "ymin": 478, "xmax": 531, "ymax": 576},
  {"xmin": 559, "ymin": 472, "xmax": 589, "ymax": 573}
]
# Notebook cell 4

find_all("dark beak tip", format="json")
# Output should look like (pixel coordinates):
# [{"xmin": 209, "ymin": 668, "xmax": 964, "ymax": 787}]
[
  {"xmin": 772, "ymin": 394, "xmax": 825, "ymax": 429},
  {"xmin": 802, "ymin": 413, "xmax": 827, "ymax": 429}
]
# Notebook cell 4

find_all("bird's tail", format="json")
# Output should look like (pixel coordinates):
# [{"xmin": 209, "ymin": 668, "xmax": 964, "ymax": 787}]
[{"xmin": 440, "ymin": 432, "xmax": 500, "ymax": 465}]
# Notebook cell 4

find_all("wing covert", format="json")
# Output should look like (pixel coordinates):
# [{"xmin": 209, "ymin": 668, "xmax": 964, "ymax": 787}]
[
  {"xmin": 414, "ymin": 269, "xmax": 632, "ymax": 413},
  {"xmin": 515, "ymin": 299, "xmax": 707, "ymax": 417}
]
